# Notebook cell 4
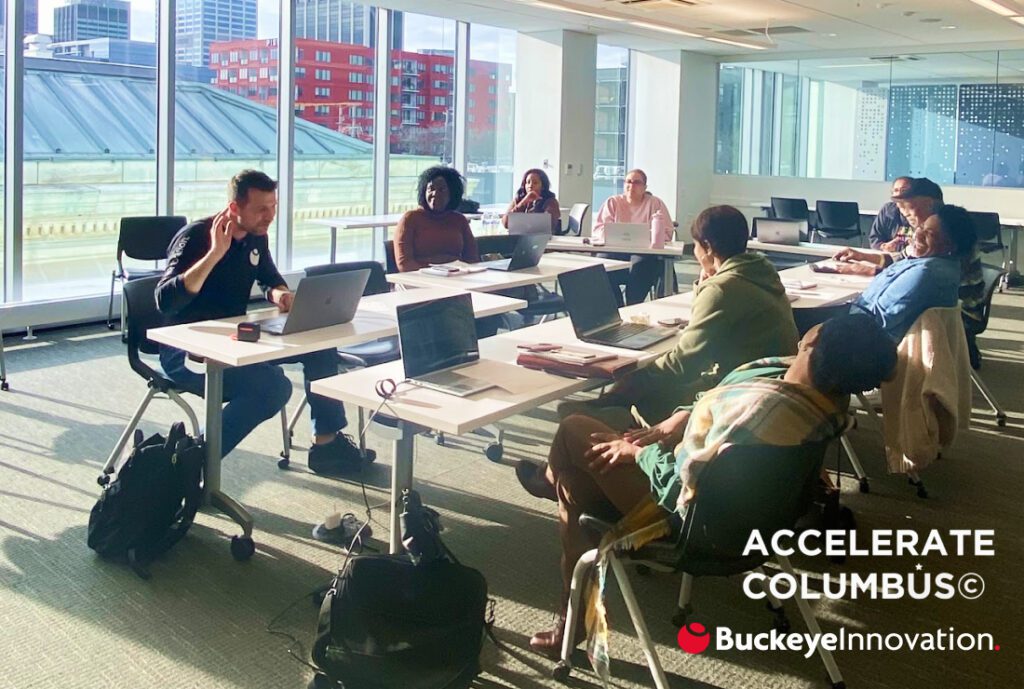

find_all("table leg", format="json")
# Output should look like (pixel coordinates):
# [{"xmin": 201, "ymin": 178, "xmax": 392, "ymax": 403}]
[
  {"xmin": 1007, "ymin": 226, "xmax": 1021, "ymax": 287},
  {"xmin": 389, "ymin": 421, "xmax": 418, "ymax": 554},
  {"xmin": 659, "ymin": 258, "xmax": 675, "ymax": 298},
  {"xmin": 330, "ymin": 226, "xmax": 338, "ymax": 264},
  {"xmin": 203, "ymin": 361, "xmax": 253, "ymax": 537}
]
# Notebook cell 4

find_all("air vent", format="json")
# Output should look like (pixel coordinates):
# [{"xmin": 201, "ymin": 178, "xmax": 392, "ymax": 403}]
[
  {"xmin": 606, "ymin": 0, "xmax": 700, "ymax": 7},
  {"xmin": 867, "ymin": 55, "xmax": 923, "ymax": 62},
  {"xmin": 719, "ymin": 25, "xmax": 812, "ymax": 37}
]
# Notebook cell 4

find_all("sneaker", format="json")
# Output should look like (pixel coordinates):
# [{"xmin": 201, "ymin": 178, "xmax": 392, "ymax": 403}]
[
  {"xmin": 312, "ymin": 513, "xmax": 373, "ymax": 546},
  {"xmin": 308, "ymin": 434, "xmax": 376, "ymax": 476}
]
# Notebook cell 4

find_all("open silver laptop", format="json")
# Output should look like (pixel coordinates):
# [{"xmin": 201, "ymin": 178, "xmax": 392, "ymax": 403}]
[
  {"xmin": 479, "ymin": 234, "xmax": 550, "ymax": 271},
  {"xmin": 602, "ymin": 222, "xmax": 651, "ymax": 249},
  {"xmin": 397, "ymin": 293, "xmax": 496, "ymax": 397},
  {"xmin": 507, "ymin": 212, "xmax": 553, "ymax": 235},
  {"xmin": 756, "ymin": 218, "xmax": 806, "ymax": 245},
  {"xmin": 255, "ymin": 269, "xmax": 369, "ymax": 336}
]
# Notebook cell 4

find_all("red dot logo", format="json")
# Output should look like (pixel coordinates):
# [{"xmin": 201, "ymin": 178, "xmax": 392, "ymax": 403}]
[{"xmin": 677, "ymin": 622, "xmax": 712, "ymax": 654}]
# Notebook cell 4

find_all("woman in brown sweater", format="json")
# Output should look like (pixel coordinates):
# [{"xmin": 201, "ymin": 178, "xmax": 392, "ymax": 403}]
[{"xmin": 395, "ymin": 166, "xmax": 479, "ymax": 272}]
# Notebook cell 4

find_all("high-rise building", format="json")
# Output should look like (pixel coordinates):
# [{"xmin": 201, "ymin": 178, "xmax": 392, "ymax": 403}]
[
  {"xmin": 176, "ymin": 0, "xmax": 257, "ymax": 68},
  {"xmin": 53, "ymin": 0, "xmax": 129, "ymax": 43},
  {"xmin": 0, "ymin": 0, "xmax": 40, "ymax": 35},
  {"xmin": 295, "ymin": 0, "xmax": 403, "ymax": 50}
]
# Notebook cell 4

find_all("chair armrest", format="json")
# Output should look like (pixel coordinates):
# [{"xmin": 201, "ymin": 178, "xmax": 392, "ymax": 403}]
[{"xmin": 579, "ymin": 514, "xmax": 614, "ymax": 534}]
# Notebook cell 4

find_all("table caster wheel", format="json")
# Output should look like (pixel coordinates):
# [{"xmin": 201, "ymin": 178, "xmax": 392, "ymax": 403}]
[
  {"xmin": 484, "ymin": 442, "xmax": 503, "ymax": 462},
  {"xmin": 671, "ymin": 604, "xmax": 693, "ymax": 627},
  {"xmin": 96, "ymin": 474, "xmax": 110, "ymax": 487},
  {"xmin": 0, "ymin": 380, "xmax": 8, "ymax": 391},
  {"xmin": 277, "ymin": 454, "xmax": 290, "ymax": 469},
  {"xmin": 435, "ymin": 432, "xmax": 445, "ymax": 446},
  {"xmin": 829, "ymin": 678, "xmax": 846, "ymax": 689},
  {"xmin": 997, "ymin": 414, "xmax": 1007, "ymax": 427},
  {"xmin": 230, "ymin": 535, "xmax": 255, "ymax": 561},
  {"xmin": 858, "ymin": 477, "xmax": 869, "ymax": 493},
  {"xmin": 552, "ymin": 662, "xmax": 571, "ymax": 683}
]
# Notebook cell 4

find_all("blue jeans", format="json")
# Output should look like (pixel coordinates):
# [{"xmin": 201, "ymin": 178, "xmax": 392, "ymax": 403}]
[{"xmin": 159, "ymin": 346, "xmax": 347, "ymax": 456}]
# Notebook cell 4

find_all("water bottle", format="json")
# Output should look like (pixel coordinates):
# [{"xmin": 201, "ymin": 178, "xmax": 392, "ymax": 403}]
[
  {"xmin": 482, "ymin": 210, "xmax": 498, "ymax": 234},
  {"xmin": 651, "ymin": 209, "xmax": 669, "ymax": 249}
]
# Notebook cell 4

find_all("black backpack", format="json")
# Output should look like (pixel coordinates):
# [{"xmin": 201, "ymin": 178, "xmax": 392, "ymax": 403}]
[
  {"xmin": 87, "ymin": 422, "xmax": 204, "ymax": 579},
  {"xmin": 311, "ymin": 490, "xmax": 491, "ymax": 689}
]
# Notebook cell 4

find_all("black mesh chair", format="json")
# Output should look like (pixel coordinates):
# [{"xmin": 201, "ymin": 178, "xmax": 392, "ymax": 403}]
[
  {"xmin": 965, "ymin": 265, "xmax": 1008, "ymax": 427},
  {"xmin": 565, "ymin": 203, "xmax": 589, "ymax": 237},
  {"xmin": 384, "ymin": 239, "xmax": 399, "ymax": 275},
  {"xmin": 770, "ymin": 197, "xmax": 812, "ymax": 225},
  {"xmin": 108, "ymin": 216, "xmax": 188, "ymax": 335},
  {"xmin": 279, "ymin": 261, "xmax": 400, "ymax": 468},
  {"xmin": 813, "ymin": 201, "xmax": 862, "ymax": 245},
  {"xmin": 100, "ymin": 277, "xmax": 289, "ymax": 484},
  {"xmin": 967, "ymin": 213, "xmax": 1006, "ymax": 289},
  {"xmin": 553, "ymin": 441, "xmax": 846, "ymax": 689}
]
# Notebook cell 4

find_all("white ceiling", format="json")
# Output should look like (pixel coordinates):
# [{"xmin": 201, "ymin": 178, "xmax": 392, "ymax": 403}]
[{"xmin": 378, "ymin": 0, "xmax": 1024, "ymax": 58}]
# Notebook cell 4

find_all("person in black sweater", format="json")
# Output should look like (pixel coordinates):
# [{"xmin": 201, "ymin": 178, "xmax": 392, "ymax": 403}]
[{"xmin": 156, "ymin": 169, "xmax": 373, "ymax": 474}]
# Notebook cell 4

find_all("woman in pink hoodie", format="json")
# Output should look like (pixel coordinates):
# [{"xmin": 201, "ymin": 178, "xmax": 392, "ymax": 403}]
[{"xmin": 592, "ymin": 168, "xmax": 674, "ymax": 305}]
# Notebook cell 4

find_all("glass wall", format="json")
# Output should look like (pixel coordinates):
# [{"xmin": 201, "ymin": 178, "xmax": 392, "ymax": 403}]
[
  {"xmin": 716, "ymin": 51, "xmax": 1024, "ymax": 187},
  {"xmin": 22, "ymin": 0, "xmax": 157, "ymax": 301},
  {"xmin": 387, "ymin": 12, "xmax": 456, "ymax": 215},
  {"xmin": 465, "ymin": 25, "xmax": 515, "ymax": 206},
  {"xmin": 593, "ymin": 44, "xmax": 628, "ymax": 211}
]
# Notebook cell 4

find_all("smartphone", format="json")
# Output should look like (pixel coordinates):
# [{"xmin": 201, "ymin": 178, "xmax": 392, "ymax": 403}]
[
  {"xmin": 810, "ymin": 263, "xmax": 839, "ymax": 274},
  {"xmin": 517, "ymin": 343, "xmax": 561, "ymax": 353},
  {"xmin": 657, "ymin": 317, "xmax": 686, "ymax": 328}
]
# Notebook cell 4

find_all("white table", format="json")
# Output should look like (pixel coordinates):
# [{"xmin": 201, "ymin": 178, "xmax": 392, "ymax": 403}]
[
  {"xmin": 146, "ymin": 291, "xmax": 526, "ymax": 547},
  {"xmin": 385, "ymin": 254, "xmax": 629, "ymax": 292},
  {"xmin": 747, "ymin": 239, "xmax": 837, "ymax": 259},
  {"xmin": 547, "ymin": 236, "xmax": 688, "ymax": 297},
  {"xmin": 311, "ymin": 299, "xmax": 687, "ymax": 553}
]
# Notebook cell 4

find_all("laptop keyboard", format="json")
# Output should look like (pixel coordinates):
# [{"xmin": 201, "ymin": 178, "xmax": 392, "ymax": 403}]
[{"xmin": 599, "ymin": 322, "xmax": 654, "ymax": 343}]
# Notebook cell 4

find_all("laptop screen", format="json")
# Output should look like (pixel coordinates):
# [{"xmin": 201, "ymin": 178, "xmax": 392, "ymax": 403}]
[
  {"xmin": 397, "ymin": 293, "xmax": 480, "ymax": 379},
  {"xmin": 558, "ymin": 265, "xmax": 620, "ymax": 334}
]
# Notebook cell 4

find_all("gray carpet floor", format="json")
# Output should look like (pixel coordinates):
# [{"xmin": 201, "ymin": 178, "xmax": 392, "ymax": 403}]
[{"xmin": 0, "ymin": 282, "xmax": 1021, "ymax": 689}]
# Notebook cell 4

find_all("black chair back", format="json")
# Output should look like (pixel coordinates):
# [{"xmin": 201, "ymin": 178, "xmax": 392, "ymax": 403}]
[
  {"xmin": 305, "ymin": 260, "xmax": 389, "ymax": 296},
  {"xmin": 967, "ymin": 211, "xmax": 1003, "ymax": 248},
  {"xmin": 815, "ymin": 201, "xmax": 860, "ymax": 232},
  {"xmin": 566, "ymin": 203, "xmax": 589, "ymax": 237},
  {"xmin": 122, "ymin": 276, "xmax": 166, "ymax": 384},
  {"xmin": 383, "ymin": 240, "xmax": 398, "ymax": 274},
  {"xmin": 477, "ymin": 234, "xmax": 518, "ymax": 258},
  {"xmin": 675, "ymin": 440, "xmax": 830, "ymax": 576},
  {"xmin": 973, "ymin": 264, "xmax": 1007, "ymax": 335},
  {"xmin": 770, "ymin": 197, "xmax": 810, "ymax": 222},
  {"xmin": 792, "ymin": 303, "xmax": 852, "ymax": 338},
  {"xmin": 117, "ymin": 216, "xmax": 188, "ymax": 262}
]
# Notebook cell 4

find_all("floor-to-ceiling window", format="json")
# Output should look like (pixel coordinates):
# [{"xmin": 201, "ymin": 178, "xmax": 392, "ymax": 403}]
[
  {"xmin": 22, "ymin": 0, "xmax": 157, "ymax": 301},
  {"xmin": 173, "ymin": 0, "xmax": 277, "ymax": 243},
  {"xmin": 386, "ymin": 12, "xmax": 456, "ymax": 214},
  {"xmin": 465, "ymin": 24, "xmax": 515, "ymax": 206},
  {"xmin": 593, "ymin": 44, "xmax": 628, "ymax": 211},
  {"xmin": 288, "ymin": 4, "xmax": 376, "ymax": 269}
]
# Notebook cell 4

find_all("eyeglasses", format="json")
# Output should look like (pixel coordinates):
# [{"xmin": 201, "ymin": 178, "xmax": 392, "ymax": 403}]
[{"xmin": 625, "ymin": 178, "xmax": 646, "ymax": 185}]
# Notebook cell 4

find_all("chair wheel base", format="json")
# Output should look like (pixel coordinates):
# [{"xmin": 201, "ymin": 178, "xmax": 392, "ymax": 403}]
[
  {"xmin": 671, "ymin": 604, "xmax": 693, "ymax": 627},
  {"xmin": 996, "ymin": 414, "xmax": 1007, "ymax": 427},
  {"xmin": 858, "ymin": 477, "xmax": 870, "ymax": 493},
  {"xmin": 552, "ymin": 662, "xmax": 571, "ymax": 683},
  {"xmin": 230, "ymin": 535, "xmax": 256, "ymax": 561},
  {"xmin": 484, "ymin": 442, "xmax": 503, "ymax": 462}
]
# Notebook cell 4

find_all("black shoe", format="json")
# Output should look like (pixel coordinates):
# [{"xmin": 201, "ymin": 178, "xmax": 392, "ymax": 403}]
[
  {"xmin": 516, "ymin": 460, "xmax": 557, "ymax": 502},
  {"xmin": 308, "ymin": 434, "xmax": 375, "ymax": 476}
]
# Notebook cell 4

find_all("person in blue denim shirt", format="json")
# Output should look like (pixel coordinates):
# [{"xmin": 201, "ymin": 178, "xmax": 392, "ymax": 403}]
[{"xmin": 850, "ymin": 204, "xmax": 976, "ymax": 342}]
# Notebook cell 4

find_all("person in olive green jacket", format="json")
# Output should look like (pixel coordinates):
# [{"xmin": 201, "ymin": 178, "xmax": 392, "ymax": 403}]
[{"xmin": 558, "ymin": 205, "xmax": 800, "ymax": 429}]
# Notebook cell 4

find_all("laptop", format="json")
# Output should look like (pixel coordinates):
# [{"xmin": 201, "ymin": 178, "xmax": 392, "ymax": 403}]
[
  {"xmin": 255, "ymin": 269, "xmax": 369, "ymax": 336},
  {"xmin": 602, "ymin": 222, "xmax": 652, "ymax": 249},
  {"xmin": 558, "ymin": 265, "xmax": 676, "ymax": 350},
  {"xmin": 507, "ymin": 212, "xmax": 553, "ymax": 235},
  {"xmin": 755, "ymin": 218, "xmax": 805, "ymax": 245},
  {"xmin": 396, "ymin": 293, "xmax": 496, "ymax": 397},
  {"xmin": 479, "ymin": 234, "xmax": 550, "ymax": 271}
]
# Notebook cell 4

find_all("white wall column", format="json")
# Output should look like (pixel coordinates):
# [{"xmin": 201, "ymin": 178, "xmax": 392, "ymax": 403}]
[
  {"xmin": 630, "ymin": 50, "xmax": 717, "ymax": 241},
  {"xmin": 514, "ymin": 30, "xmax": 596, "ymax": 225}
]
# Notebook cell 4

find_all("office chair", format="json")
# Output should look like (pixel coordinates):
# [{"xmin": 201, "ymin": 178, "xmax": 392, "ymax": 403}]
[
  {"xmin": 383, "ymin": 239, "xmax": 399, "ymax": 275},
  {"xmin": 965, "ymin": 265, "xmax": 1008, "ymax": 427},
  {"xmin": 99, "ymin": 276, "xmax": 289, "ymax": 484},
  {"xmin": 966, "ymin": 212, "xmax": 1007, "ymax": 290},
  {"xmin": 553, "ymin": 441, "xmax": 845, "ymax": 689},
  {"xmin": 565, "ymin": 203, "xmax": 589, "ymax": 237},
  {"xmin": 278, "ymin": 260, "xmax": 399, "ymax": 469},
  {"xmin": 770, "ymin": 197, "xmax": 812, "ymax": 226},
  {"xmin": 813, "ymin": 201, "xmax": 862, "ymax": 245},
  {"xmin": 107, "ymin": 216, "xmax": 188, "ymax": 336}
]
